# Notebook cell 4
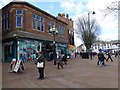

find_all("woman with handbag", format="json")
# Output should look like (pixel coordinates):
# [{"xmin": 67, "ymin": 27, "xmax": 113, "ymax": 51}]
[
  {"xmin": 35, "ymin": 51, "xmax": 45, "ymax": 80},
  {"xmin": 56, "ymin": 52, "xmax": 63, "ymax": 69}
]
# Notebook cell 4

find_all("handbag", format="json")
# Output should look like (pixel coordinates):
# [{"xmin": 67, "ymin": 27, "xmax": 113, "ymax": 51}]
[{"xmin": 37, "ymin": 62, "xmax": 44, "ymax": 68}]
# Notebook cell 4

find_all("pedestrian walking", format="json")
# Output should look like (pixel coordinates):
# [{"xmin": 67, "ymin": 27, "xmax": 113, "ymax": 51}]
[
  {"xmin": 35, "ymin": 51, "xmax": 45, "ymax": 80},
  {"xmin": 115, "ymin": 51, "xmax": 118, "ymax": 57},
  {"xmin": 56, "ymin": 52, "xmax": 63, "ymax": 69},
  {"xmin": 74, "ymin": 52, "xmax": 77, "ymax": 58},
  {"xmin": 62, "ymin": 53, "xmax": 67, "ymax": 65},
  {"xmin": 97, "ymin": 49, "xmax": 106, "ymax": 66},
  {"xmin": 106, "ymin": 51, "xmax": 113, "ymax": 62},
  {"xmin": 89, "ymin": 52, "xmax": 92, "ymax": 60}
]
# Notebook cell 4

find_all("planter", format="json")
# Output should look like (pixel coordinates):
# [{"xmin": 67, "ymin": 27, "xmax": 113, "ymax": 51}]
[{"xmin": 81, "ymin": 52, "xmax": 89, "ymax": 59}]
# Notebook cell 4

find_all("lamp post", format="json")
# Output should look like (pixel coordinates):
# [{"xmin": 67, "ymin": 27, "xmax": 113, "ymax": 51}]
[
  {"xmin": 49, "ymin": 25, "xmax": 58, "ymax": 65},
  {"xmin": 88, "ymin": 11, "xmax": 95, "ymax": 50},
  {"xmin": 87, "ymin": 11, "xmax": 95, "ymax": 59}
]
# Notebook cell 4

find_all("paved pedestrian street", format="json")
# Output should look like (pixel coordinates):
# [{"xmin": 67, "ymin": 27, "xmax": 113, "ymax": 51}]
[{"xmin": 2, "ymin": 55, "xmax": 118, "ymax": 88}]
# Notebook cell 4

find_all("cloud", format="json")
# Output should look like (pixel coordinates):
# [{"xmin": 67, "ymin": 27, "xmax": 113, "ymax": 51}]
[
  {"xmin": 0, "ymin": 0, "xmax": 12, "ymax": 9},
  {"xmin": 60, "ymin": 0, "xmax": 118, "ymax": 45},
  {"xmin": 98, "ymin": 33, "xmax": 118, "ymax": 41},
  {"xmin": 60, "ymin": 1, "xmax": 76, "ymax": 14}
]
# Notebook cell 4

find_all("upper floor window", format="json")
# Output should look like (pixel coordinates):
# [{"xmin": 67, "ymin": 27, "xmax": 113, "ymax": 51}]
[
  {"xmin": 48, "ymin": 20, "xmax": 55, "ymax": 32},
  {"xmin": 57, "ymin": 25, "xmax": 65, "ymax": 36},
  {"xmin": 16, "ymin": 9, "xmax": 23, "ymax": 28},
  {"xmin": 16, "ymin": 9, "xmax": 23, "ymax": 15},
  {"xmin": 41, "ymin": 17, "xmax": 44, "ymax": 32},
  {"xmin": 32, "ymin": 14, "xmax": 36, "ymax": 30},
  {"xmin": 32, "ymin": 13, "xmax": 44, "ymax": 32},
  {"xmin": 2, "ymin": 13, "xmax": 9, "ymax": 31}
]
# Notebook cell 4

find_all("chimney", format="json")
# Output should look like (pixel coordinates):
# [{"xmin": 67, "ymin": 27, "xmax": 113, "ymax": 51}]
[
  {"xmin": 58, "ymin": 13, "xmax": 61, "ymax": 16},
  {"xmin": 61, "ymin": 13, "xmax": 65, "ymax": 17},
  {"xmin": 66, "ymin": 14, "xmax": 69, "ymax": 18}
]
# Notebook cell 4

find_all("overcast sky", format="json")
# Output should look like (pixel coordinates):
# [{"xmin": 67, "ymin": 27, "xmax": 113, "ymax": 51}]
[{"xmin": 0, "ymin": 0, "xmax": 118, "ymax": 46}]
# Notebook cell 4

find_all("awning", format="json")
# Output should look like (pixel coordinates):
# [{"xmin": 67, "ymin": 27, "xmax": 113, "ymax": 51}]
[{"xmin": 68, "ymin": 45, "xmax": 75, "ymax": 50}]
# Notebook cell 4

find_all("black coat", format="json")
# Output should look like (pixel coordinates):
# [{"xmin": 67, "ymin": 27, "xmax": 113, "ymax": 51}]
[
  {"xmin": 98, "ymin": 52, "xmax": 106, "ymax": 61},
  {"xmin": 36, "ymin": 54, "xmax": 45, "ymax": 68}
]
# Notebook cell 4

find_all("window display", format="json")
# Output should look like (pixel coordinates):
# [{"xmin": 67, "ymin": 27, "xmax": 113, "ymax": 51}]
[{"xmin": 18, "ymin": 39, "xmax": 41, "ymax": 62}]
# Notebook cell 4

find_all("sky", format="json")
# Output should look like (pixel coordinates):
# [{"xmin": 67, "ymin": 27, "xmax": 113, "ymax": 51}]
[{"xmin": 0, "ymin": 0, "xmax": 118, "ymax": 46}]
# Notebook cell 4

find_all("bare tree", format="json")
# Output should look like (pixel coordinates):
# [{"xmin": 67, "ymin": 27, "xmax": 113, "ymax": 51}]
[
  {"xmin": 75, "ymin": 16, "xmax": 101, "ymax": 51},
  {"xmin": 101, "ymin": 0, "xmax": 119, "ymax": 17}
]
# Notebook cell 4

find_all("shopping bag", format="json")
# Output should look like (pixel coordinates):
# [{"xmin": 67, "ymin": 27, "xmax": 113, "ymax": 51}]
[{"xmin": 37, "ymin": 62, "xmax": 43, "ymax": 68}]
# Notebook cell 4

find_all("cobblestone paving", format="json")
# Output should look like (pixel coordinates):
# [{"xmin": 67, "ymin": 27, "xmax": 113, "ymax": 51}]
[{"xmin": 2, "ymin": 55, "xmax": 118, "ymax": 88}]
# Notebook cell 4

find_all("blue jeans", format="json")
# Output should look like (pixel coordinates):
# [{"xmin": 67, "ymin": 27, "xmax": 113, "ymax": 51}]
[{"xmin": 97, "ymin": 59, "xmax": 102, "ymax": 65}]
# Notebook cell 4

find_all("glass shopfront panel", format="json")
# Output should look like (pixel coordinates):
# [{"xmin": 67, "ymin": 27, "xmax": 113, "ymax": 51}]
[
  {"xmin": 41, "ymin": 42, "xmax": 53, "ymax": 61},
  {"xmin": 56, "ymin": 43, "xmax": 68, "ymax": 55},
  {"xmin": 18, "ymin": 39, "xmax": 41, "ymax": 61},
  {"xmin": 3, "ymin": 42, "xmax": 13, "ymax": 62}
]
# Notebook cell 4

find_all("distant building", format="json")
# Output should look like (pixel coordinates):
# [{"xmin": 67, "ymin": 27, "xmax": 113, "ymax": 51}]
[
  {"xmin": 76, "ymin": 40, "xmax": 120, "ymax": 53},
  {"xmin": 2, "ymin": 1, "xmax": 74, "ymax": 62},
  {"xmin": 92, "ymin": 40, "xmax": 119, "ymax": 53},
  {"xmin": 76, "ymin": 44, "xmax": 86, "ymax": 53}
]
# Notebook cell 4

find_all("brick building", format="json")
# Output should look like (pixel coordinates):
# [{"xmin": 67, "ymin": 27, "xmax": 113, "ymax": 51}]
[
  {"xmin": 57, "ymin": 13, "xmax": 74, "ymax": 45},
  {"xmin": 2, "ymin": 1, "xmax": 74, "ymax": 62},
  {"xmin": 57, "ymin": 13, "xmax": 75, "ymax": 58}
]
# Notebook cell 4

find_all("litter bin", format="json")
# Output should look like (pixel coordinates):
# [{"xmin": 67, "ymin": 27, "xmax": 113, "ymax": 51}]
[{"xmin": 81, "ymin": 52, "xmax": 89, "ymax": 59}]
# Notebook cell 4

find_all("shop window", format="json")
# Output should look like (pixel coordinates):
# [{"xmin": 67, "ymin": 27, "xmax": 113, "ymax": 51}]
[{"xmin": 18, "ymin": 40, "xmax": 42, "ymax": 61}]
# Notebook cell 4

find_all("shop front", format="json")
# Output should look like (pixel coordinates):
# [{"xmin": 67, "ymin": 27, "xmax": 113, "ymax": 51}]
[
  {"xmin": 56, "ymin": 43, "xmax": 68, "ymax": 55},
  {"xmin": 17, "ymin": 39, "xmax": 42, "ymax": 62},
  {"xmin": 2, "ymin": 37, "xmax": 54, "ymax": 62}
]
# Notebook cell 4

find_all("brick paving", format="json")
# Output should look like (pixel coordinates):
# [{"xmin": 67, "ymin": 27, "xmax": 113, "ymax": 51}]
[{"xmin": 2, "ymin": 55, "xmax": 118, "ymax": 88}]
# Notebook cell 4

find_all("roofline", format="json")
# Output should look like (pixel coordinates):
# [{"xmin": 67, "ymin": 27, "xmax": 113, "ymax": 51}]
[{"xmin": 2, "ymin": 1, "xmax": 67, "ymax": 25}]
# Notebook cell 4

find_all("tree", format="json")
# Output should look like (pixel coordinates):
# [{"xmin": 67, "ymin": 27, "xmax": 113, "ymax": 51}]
[
  {"xmin": 75, "ymin": 16, "xmax": 101, "ymax": 51},
  {"xmin": 101, "ymin": 0, "xmax": 119, "ymax": 17}
]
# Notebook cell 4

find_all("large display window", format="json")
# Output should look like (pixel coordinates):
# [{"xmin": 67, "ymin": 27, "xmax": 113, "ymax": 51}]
[{"xmin": 18, "ymin": 39, "xmax": 41, "ymax": 62}]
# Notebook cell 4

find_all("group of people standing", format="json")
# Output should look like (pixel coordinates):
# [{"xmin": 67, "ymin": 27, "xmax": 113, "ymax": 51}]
[
  {"xmin": 35, "ymin": 50, "xmax": 67, "ymax": 80},
  {"xmin": 97, "ymin": 49, "xmax": 113, "ymax": 66}
]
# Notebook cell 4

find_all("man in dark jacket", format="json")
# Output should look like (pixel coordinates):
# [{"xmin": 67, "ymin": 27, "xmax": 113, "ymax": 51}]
[
  {"xmin": 97, "ymin": 49, "xmax": 106, "ymax": 66},
  {"xmin": 106, "ymin": 51, "xmax": 113, "ymax": 62},
  {"xmin": 62, "ymin": 53, "xmax": 67, "ymax": 65},
  {"xmin": 36, "ymin": 51, "xmax": 45, "ymax": 80}
]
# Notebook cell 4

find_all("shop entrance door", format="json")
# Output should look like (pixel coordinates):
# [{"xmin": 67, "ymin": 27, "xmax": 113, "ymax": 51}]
[{"xmin": 4, "ymin": 44, "xmax": 13, "ymax": 62}]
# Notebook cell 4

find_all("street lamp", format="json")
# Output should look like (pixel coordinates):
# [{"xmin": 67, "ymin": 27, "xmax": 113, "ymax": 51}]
[
  {"xmin": 49, "ymin": 25, "xmax": 58, "ymax": 65},
  {"xmin": 88, "ymin": 11, "xmax": 95, "ymax": 32},
  {"xmin": 88, "ymin": 11, "xmax": 95, "ymax": 59},
  {"xmin": 88, "ymin": 11, "xmax": 95, "ymax": 49}
]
